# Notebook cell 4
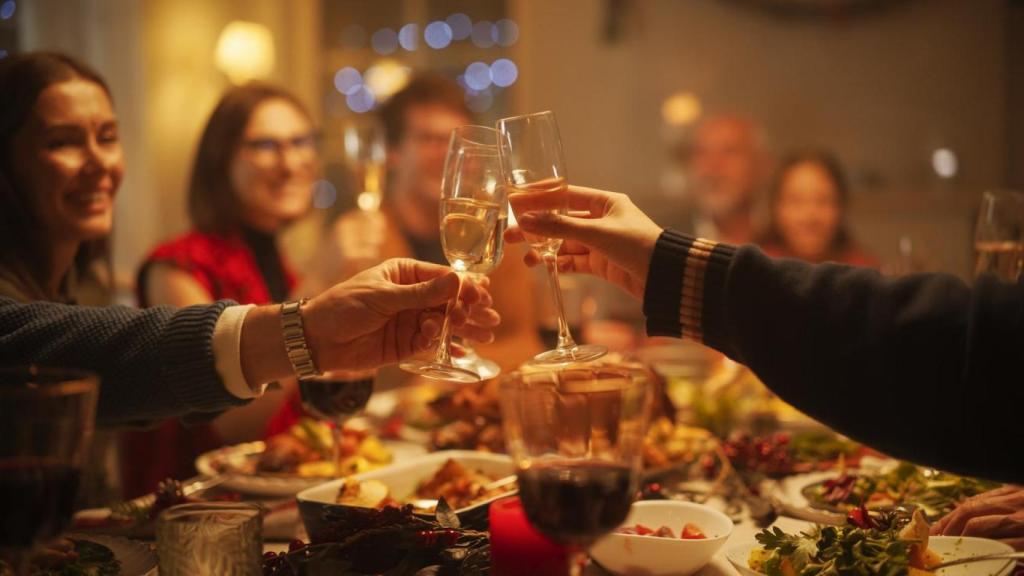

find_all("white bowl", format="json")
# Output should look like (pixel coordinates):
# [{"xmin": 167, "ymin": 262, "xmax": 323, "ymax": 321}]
[
  {"xmin": 296, "ymin": 450, "xmax": 514, "ymax": 538},
  {"xmin": 590, "ymin": 500, "xmax": 733, "ymax": 576}
]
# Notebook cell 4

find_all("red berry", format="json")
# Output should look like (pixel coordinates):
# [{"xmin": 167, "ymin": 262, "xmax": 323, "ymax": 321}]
[{"xmin": 288, "ymin": 539, "xmax": 306, "ymax": 552}]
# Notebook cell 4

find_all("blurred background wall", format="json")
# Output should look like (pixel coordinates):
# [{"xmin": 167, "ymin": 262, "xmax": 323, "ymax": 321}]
[{"xmin": 6, "ymin": 0, "xmax": 1022, "ymax": 289}]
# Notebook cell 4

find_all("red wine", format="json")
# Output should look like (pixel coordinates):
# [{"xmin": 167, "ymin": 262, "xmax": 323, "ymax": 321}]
[
  {"xmin": 516, "ymin": 461, "xmax": 635, "ymax": 547},
  {"xmin": 299, "ymin": 378, "xmax": 374, "ymax": 422},
  {"xmin": 0, "ymin": 459, "xmax": 80, "ymax": 549}
]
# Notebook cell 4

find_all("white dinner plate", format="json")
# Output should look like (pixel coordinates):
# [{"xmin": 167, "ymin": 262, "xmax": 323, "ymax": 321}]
[
  {"xmin": 726, "ymin": 535, "xmax": 1016, "ymax": 576},
  {"xmin": 195, "ymin": 439, "xmax": 427, "ymax": 496},
  {"xmin": 67, "ymin": 533, "xmax": 158, "ymax": 576}
]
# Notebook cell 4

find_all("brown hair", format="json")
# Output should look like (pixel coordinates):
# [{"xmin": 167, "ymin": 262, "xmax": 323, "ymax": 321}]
[
  {"xmin": 0, "ymin": 51, "xmax": 113, "ymax": 302},
  {"xmin": 188, "ymin": 82, "xmax": 313, "ymax": 233},
  {"xmin": 377, "ymin": 74, "xmax": 472, "ymax": 148},
  {"xmin": 761, "ymin": 149, "xmax": 853, "ymax": 254}
]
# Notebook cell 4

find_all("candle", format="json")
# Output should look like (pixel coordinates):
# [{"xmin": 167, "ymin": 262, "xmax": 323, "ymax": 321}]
[{"xmin": 489, "ymin": 496, "xmax": 570, "ymax": 576}]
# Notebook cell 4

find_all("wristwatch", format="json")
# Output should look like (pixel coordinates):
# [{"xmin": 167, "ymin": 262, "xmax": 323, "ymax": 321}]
[{"xmin": 281, "ymin": 298, "xmax": 320, "ymax": 380}]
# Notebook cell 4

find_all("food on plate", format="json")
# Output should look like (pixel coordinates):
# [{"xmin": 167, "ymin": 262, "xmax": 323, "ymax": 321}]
[
  {"xmin": 335, "ymin": 458, "xmax": 515, "ymax": 512},
  {"xmin": 749, "ymin": 509, "xmax": 940, "ymax": 575},
  {"xmin": 721, "ymin": 431, "xmax": 862, "ymax": 477},
  {"xmin": 617, "ymin": 522, "xmax": 707, "ymax": 540},
  {"xmin": 31, "ymin": 538, "xmax": 122, "ymax": 575},
  {"xmin": 802, "ymin": 461, "xmax": 1000, "ymax": 519},
  {"xmin": 427, "ymin": 380, "xmax": 504, "ymax": 453},
  {"xmin": 642, "ymin": 417, "xmax": 717, "ymax": 471},
  {"xmin": 250, "ymin": 418, "xmax": 392, "ymax": 477}
]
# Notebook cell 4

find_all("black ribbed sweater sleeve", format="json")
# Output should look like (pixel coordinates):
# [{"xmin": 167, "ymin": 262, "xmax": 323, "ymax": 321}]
[
  {"xmin": 643, "ymin": 229, "xmax": 1024, "ymax": 484},
  {"xmin": 0, "ymin": 297, "xmax": 247, "ymax": 425}
]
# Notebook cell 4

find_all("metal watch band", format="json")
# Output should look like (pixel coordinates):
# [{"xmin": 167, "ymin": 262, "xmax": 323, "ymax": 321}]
[{"xmin": 281, "ymin": 298, "xmax": 320, "ymax": 380}]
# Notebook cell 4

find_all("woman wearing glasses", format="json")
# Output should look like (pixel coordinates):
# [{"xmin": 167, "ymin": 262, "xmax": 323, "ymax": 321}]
[{"xmin": 124, "ymin": 83, "xmax": 320, "ymax": 497}]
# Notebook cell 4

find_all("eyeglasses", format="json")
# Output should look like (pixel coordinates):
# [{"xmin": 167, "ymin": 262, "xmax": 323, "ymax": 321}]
[{"xmin": 241, "ymin": 134, "xmax": 318, "ymax": 157}]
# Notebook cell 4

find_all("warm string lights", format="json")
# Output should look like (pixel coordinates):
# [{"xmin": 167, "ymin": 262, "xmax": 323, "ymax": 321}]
[{"xmin": 334, "ymin": 14, "xmax": 519, "ymax": 114}]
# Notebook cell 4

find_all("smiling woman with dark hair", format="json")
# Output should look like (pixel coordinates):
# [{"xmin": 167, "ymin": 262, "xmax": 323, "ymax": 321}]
[
  {"xmin": 122, "ymin": 82, "xmax": 322, "ymax": 497},
  {"xmin": 0, "ymin": 51, "xmax": 121, "ymax": 304}
]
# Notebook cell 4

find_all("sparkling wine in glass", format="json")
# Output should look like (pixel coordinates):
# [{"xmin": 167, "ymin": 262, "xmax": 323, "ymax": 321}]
[
  {"xmin": 444, "ymin": 126, "xmax": 507, "ymax": 380},
  {"xmin": 974, "ymin": 189, "xmax": 1024, "ymax": 282},
  {"xmin": 497, "ymin": 111, "xmax": 606, "ymax": 365},
  {"xmin": 342, "ymin": 118, "xmax": 387, "ymax": 213},
  {"xmin": 0, "ymin": 366, "xmax": 98, "ymax": 576},
  {"xmin": 499, "ymin": 365, "xmax": 652, "ymax": 575},
  {"xmin": 298, "ymin": 370, "xmax": 375, "ymax": 475},
  {"xmin": 400, "ymin": 135, "xmax": 507, "ymax": 383}
]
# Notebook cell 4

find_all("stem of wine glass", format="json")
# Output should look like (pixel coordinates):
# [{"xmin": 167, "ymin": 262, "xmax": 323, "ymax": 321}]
[
  {"xmin": 432, "ymin": 272, "xmax": 463, "ymax": 366},
  {"xmin": 542, "ymin": 252, "xmax": 578, "ymax": 350},
  {"xmin": 456, "ymin": 271, "xmax": 486, "ymax": 355},
  {"xmin": 331, "ymin": 423, "xmax": 344, "ymax": 476}
]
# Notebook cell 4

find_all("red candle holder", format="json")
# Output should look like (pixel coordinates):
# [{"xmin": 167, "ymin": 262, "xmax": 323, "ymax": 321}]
[{"xmin": 489, "ymin": 496, "xmax": 571, "ymax": 576}]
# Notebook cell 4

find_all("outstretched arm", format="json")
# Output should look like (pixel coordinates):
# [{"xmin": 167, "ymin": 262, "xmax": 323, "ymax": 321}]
[{"xmin": 506, "ymin": 185, "xmax": 1023, "ymax": 483}]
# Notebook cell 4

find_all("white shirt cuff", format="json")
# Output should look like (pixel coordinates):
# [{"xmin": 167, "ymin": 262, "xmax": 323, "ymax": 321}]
[{"xmin": 213, "ymin": 304, "xmax": 260, "ymax": 399}]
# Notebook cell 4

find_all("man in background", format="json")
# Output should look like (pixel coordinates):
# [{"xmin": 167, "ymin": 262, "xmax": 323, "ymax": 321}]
[
  {"xmin": 680, "ymin": 114, "xmax": 771, "ymax": 244},
  {"xmin": 330, "ymin": 75, "xmax": 542, "ymax": 370}
]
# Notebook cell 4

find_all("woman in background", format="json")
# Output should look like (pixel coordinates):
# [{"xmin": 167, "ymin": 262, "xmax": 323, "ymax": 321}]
[
  {"xmin": 122, "ymin": 83, "xmax": 319, "ymax": 497},
  {"xmin": 0, "ymin": 52, "xmax": 120, "ymax": 305},
  {"xmin": 0, "ymin": 52, "xmax": 124, "ymax": 506},
  {"xmin": 759, "ymin": 150, "xmax": 878, "ymax": 267}
]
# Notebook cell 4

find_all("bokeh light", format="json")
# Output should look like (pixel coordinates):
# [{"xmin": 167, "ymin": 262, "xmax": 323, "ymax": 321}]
[
  {"xmin": 464, "ymin": 62, "xmax": 492, "ymax": 91},
  {"xmin": 447, "ymin": 13, "xmax": 472, "ymax": 41},
  {"xmin": 471, "ymin": 20, "xmax": 496, "ymax": 48},
  {"xmin": 346, "ymin": 86, "xmax": 376, "ymax": 113},
  {"xmin": 215, "ymin": 21, "xmax": 275, "ymax": 84},
  {"xmin": 424, "ymin": 21, "xmax": 453, "ymax": 49},
  {"xmin": 339, "ymin": 25, "xmax": 366, "ymax": 49},
  {"xmin": 493, "ymin": 19, "xmax": 519, "ymax": 46},
  {"xmin": 0, "ymin": 1, "xmax": 15, "ymax": 21},
  {"xmin": 312, "ymin": 180, "xmax": 338, "ymax": 210},
  {"xmin": 333, "ymin": 67, "xmax": 363, "ymax": 96},
  {"xmin": 364, "ymin": 59, "xmax": 411, "ymax": 99},
  {"xmin": 399, "ymin": 23, "xmax": 418, "ymax": 51},
  {"xmin": 465, "ymin": 88, "xmax": 494, "ymax": 113},
  {"xmin": 371, "ymin": 28, "xmax": 398, "ymax": 55},
  {"xmin": 490, "ymin": 59, "xmax": 518, "ymax": 87},
  {"xmin": 661, "ymin": 92, "xmax": 702, "ymax": 126},
  {"xmin": 932, "ymin": 148, "xmax": 958, "ymax": 179},
  {"xmin": 0, "ymin": 49, "xmax": 7, "ymax": 59}
]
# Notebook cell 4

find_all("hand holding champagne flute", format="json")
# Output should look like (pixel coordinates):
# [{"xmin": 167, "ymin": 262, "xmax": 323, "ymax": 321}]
[
  {"xmin": 400, "ymin": 128, "xmax": 508, "ymax": 383},
  {"xmin": 497, "ymin": 111, "xmax": 606, "ymax": 365}
]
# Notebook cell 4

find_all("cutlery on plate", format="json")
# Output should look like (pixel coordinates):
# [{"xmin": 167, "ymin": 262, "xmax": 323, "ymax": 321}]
[{"xmin": 931, "ymin": 550, "xmax": 1024, "ymax": 569}]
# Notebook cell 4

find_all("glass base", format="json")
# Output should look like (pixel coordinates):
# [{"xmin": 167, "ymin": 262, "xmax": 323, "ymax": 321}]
[
  {"xmin": 530, "ymin": 344, "xmax": 608, "ymax": 366},
  {"xmin": 453, "ymin": 353, "xmax": 501, "ymax": 380},
  {"xmin": 399, "ymin": 360, "xmax": 481, "ymax": 383}
]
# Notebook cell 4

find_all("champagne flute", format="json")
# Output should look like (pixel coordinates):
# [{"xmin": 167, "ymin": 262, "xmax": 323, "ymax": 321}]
[
  {"xmin": 974, "ymin": 189, "xmax": 1024, "ymax": 282},
  {"xmin": 298, "ymin": 370, "xmax": 375, "ymax": 476},
  {"xmin": 0, "ymin": 366, "xmax": 98, "ymax": 576},
  {"xmin": 447, "ymin": 126, "xmax": 506, "ymax": 380},
  {"xmin": 342, "ymin": 118, "xmax": 387, "ymax": 213},
  {"xmin": 497, "ymin": 111, "xmax": 606, "ymax": 365},
  {"xmin": 400, "ymin": 135, "xmax": 507, "ymax": 383},
  {"xmin": 499, "ymin": 365, "xmax": 653, "ymax": 576}
]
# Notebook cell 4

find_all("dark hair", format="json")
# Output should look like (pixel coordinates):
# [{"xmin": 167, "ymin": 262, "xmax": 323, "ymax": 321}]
[
  {"xmin": 0, "ymin": 51, "xmax": 113, "ymax": 301},
  {"xmin": 188, "ymin": 82, "xmax": 313, "ymax": 233},
  {"xmin": 762, "ymin": 149, "xmax": 853, "ymax": 254},
  {"xmin": 378, "ymin": 74, "xmax": 472, "ymax": 148}
]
